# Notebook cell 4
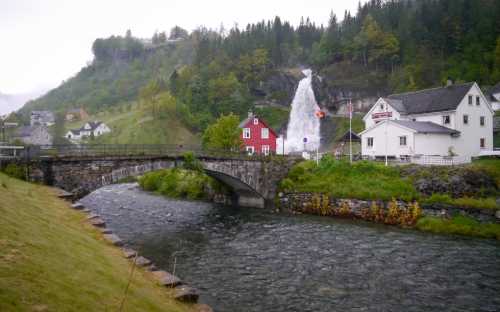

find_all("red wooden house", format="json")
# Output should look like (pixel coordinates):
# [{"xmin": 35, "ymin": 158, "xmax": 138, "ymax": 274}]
[{"xmin": 239, "ymin": 113, "xmax": 277, "ymax": 155}]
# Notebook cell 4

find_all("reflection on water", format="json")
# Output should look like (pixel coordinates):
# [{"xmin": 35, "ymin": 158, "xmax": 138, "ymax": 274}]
[{"xmin": 82, "ymin": 183, "xmax": 500, "ymax": 312}]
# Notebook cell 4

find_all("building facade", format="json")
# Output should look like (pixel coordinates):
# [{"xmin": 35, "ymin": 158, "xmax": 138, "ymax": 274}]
[
  {"xmin": 239, "ymin": 113, "xmax": 277, "ymax": 155},
  {"xmin": 360, "ymin": 82, "xmax": 494, "ymax": 158},
  {"xmin": 30, "ymin": 111, "xmax": 55, "ymax": 126},
  {"xmin": 66, "ymin": 121, "xmax": 111, "ymax": 141},
  {"xmin": 65, "ymin": 108, "xmax": 89, "ymax": 121},
  {"xmin": 13, "ymin": 126, "xmax": 52, "ymax": 145}
]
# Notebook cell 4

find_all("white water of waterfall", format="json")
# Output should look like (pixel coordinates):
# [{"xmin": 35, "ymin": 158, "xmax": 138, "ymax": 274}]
[{"xmin": 284, "ymin": 69, "xmax": 321, "ymax": 153}]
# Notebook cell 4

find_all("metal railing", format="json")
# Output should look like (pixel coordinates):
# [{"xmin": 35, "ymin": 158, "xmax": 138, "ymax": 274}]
[{"xmin": 10, "ymin": 144, "xmax": 293, "ymax": 161}]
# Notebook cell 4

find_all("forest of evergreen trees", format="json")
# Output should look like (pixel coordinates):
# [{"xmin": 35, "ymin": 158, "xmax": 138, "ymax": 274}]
[{"xmin": 25, "ymin": 0, "xmax": 500, "ymax": 132}]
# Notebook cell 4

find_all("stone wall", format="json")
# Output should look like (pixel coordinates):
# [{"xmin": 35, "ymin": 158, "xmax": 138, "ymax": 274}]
[{"xmin": 278, "ymin": 192, "xmax": 500, "ymax": 224}]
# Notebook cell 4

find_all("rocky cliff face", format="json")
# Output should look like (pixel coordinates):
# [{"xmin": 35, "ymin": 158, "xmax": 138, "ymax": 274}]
[{"xmin": 251, "ymin": 69, "xmax": 303, "ymax": 107}]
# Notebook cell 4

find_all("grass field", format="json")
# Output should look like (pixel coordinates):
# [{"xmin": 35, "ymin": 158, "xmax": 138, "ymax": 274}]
[
  {"xmin": 0, "ymin": 173, "xmax": 193, "ymax": 312},
  {"xmin": 64, "ymin": 102, "xmax": 200, "ymax": 146},
  {"xmin": 416, "ymin": 215, "xmax": 500, "ymax": 240}
]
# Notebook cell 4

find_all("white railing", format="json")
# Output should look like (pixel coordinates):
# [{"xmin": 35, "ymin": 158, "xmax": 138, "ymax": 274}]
[{"xmin": 410, "ymin": 155, "xmax": 471, "ymax": 166}]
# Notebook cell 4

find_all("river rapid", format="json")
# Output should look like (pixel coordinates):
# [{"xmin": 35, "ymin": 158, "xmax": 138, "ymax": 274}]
[{"xmin": 81, "ymin": 183, "xmax": 500, "ymax": 312}]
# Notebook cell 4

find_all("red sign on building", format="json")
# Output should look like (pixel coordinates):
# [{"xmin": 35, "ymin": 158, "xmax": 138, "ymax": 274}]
[{"xmin": 372, "ymin": 112, "xmax": 393, "ymax": 119}]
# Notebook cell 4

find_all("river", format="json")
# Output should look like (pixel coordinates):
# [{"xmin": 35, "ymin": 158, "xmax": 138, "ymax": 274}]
[{"xmin": 81, "ymin": 183, "xmax": 500, "ymax": 312}]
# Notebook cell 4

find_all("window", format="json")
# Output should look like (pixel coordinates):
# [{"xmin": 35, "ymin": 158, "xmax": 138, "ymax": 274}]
[
  {"xmin": 412, "ymin": 118, "xmax": 416, "ymax": 121},
  {"xmin": 262, "ymin": 145, "xmax": 270, "ymax": 156},
  {"xmin": 261, "ymin": 128, "xmax": 269, "ymax": 139},
  {"xmin": 380, "ymin": 104, "xmax": 384, "ymax": 110},
  {"xmin": 399, "ymin": 136, "xmax": 407, "ymax": 146},
  {"xmin": 480, "ymin": 138, "xmax": 485, "ymax": 148},
  {"xmin": 253, "ymin": 118, "xmax": 258, "ymax": 125},
  {"xmin": 367, "ymin": 137, "xmax": 374, "ymax": 148},
  {"xmin": 245, "ymin": 146, "xmax": 254, "ymax": 155},
  {"xmin": 442, "ymin": 115, "xmax": 450, "ymax": 124},
  {"xmin": 463, "ymin": 114, "xmax": 469, "ymax": 125},
  {"xmin": 476, "ymin": 96, "xmax": 480, "ymax": 106},
  {"xmin": 243, "ymin": 128, "xmax": 251, "ymax": 139},
  {"xmin": 468, "ymin": 95, "xmax": 473, "ymax": 105},
  {"xmin": 480, "ymin": 116, "xmax": 485, "ymax": 126}
]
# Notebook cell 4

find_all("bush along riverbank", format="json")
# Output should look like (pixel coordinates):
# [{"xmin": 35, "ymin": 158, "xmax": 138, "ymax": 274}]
[
  {"xmin": 138, "ymin": 153, "xmax": 230, "ymax": 203},
  {"xmin": 278, "ymin": 156, "xmax": 500, "ymax": 239},
  {"xmin": 0, "ymin": 173, "xmax": 205, "ymax": 312}
]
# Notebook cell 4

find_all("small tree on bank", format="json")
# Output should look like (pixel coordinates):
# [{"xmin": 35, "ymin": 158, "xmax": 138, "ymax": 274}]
[{"xmin": 202, "ymin": 114, "xmax": 242, "ymax": 151}]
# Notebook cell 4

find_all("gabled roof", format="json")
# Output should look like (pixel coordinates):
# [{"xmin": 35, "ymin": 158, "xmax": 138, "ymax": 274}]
[
  {"xmin": 392, "ymin": 120, "xmax": 460, "ymax": 134},
  {"xmin": 387, "ymin": 82, "xmax": 475, "ymax": 114},
  {"xmin": 337, "ymin": 130, "xmax": 361, "ymax": 142},
  {"xmin": 68, "ymin": 129, "xmax": 81, "ymax": 135},
  {"xmin": 239, "ymin": 114, "xmax": 278, "ymax": 137},
  {"xmin": 83, "ymin": 121, "xmax": 103, "ymax": 131},
  {"xmin": 487, "ymin": 82, "xmax": 500, "ymax": 101}
]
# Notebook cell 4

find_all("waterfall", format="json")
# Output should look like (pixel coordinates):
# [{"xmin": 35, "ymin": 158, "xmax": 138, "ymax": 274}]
[{"xmin": 284, "ymin": 69, "xmax": 321, "ymax": 153}]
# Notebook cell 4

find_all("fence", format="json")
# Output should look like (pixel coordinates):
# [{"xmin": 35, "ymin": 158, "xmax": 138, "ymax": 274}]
[{"xmin": 409, "ymin": 155, "xmax": 471, "ymax": 166}]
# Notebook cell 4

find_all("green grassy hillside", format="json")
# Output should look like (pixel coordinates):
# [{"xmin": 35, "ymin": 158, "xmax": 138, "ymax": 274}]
[
  {"xmin": 0, "ymin": 173, "xmax": 193, "ymax": 311},
  {"xmin": 65, "ymin": 103, "xmax": 200, "ymax": 146}
]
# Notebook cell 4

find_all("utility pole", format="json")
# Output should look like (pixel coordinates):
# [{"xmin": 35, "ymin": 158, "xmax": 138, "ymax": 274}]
[{"xmin": 349, "ymin": 98, "xmax": 353, "ymax": 164}]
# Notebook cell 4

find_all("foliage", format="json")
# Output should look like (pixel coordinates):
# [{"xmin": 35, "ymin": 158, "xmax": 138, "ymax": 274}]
[
  {"xmin": 202, "ymin": 114, "xmax": 243, "ymax": 151},
  {"xmin": 2, "ymin": 164, "xmax": 25, "ymax": 180},
  {"xmin": 253, "ymin": 106, "xmax": 290, "ymax": 130},
  {"xmin": 0, "ymin": 173, "xmax": 191, "ymax": 311},
  {"xmin": 416, "ymin": 216, "xmax": 500, "ymax": 240},
  {"xmin": 284, "ymin": 156, "xmax": 419, "ymax": 201},
  {"xmin": 139, "ymin": 169, "xmax": 225, "ymax": 200},
  {"xmin": 182, "ymin": 151, "xmax": 203, "ymax": 172},
  {"xmin": 471, "ymin": 158, "xmax": 500, "ymax": 189}
]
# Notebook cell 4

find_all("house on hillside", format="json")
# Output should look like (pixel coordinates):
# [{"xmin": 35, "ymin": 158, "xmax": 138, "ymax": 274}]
[
  {"xmin": 66, "ymin": 121, "xmax": 111, "ymax": 141},
  {"xmin": 65, "ymin": 108, "xmax": 89, "ymax": 121},
  {"xmin": 30, "ymin": 111, "xmax": 55, "ymax": 126},
  {"xmin": 360, "ymin": 82, "xmax": 494, "ymax": 159},
  {"xmin": 12, "ymin": 126, "xmax": 52, "ymax": 145},
  {"xmin": 239, "ymin": 113, "xmax": 277, "ymax": 155},
  {"xmin": 487, "ymin": 82, "xmax": 500, "ymax": 111}
]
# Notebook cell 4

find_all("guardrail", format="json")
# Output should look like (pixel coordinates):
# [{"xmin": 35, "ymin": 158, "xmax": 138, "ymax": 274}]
[{"xmin": 6, "ymin": 144, "xmax": 292, "ymax": 161}]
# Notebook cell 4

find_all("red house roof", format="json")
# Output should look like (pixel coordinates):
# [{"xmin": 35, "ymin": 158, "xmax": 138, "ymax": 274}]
[{"xmin": 238, "ymin": 113, "xmax": 278, "ymax": 137}]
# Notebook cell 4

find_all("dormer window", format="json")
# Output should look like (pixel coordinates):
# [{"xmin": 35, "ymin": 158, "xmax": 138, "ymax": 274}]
[{"xmin": 253, "ymin": 118, "xmax": 258, "ymax": 125}]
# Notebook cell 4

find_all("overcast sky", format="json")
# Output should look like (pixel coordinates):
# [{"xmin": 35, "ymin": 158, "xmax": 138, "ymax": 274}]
[{"xmin": 0, "ymin": 0, "xmax": 361, "ymax": 94}]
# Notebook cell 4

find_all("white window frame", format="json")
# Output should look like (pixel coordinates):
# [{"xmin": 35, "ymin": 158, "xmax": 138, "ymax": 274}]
[
  {"xmin": 399, "ymin": 136, "xmax": 407, "ymax": 146},
  {"xmin": 476, "ymin": 96, "xmax": 480, "ymax": 106},
  {"xmin": 245, "ymin": 146, "xmax": 255, "ymax": 155},
  {"xmin": 367, "ymin": 137, "xmax": 374, "ymax": 148},
  {"xmin": 261, "ymin": 128, "xmax": 269, "ymax": 139},
  {"xmin": 243, "ymin": 128, "xmax": 251, "ymax": 139},
  {"xmin": 253, "ymin": 118, "xmax": 258, "ymax": 125},
  {"xmin": 480, "ymin": 116, "xmax": 485, "ymax": 126},
  {"xmin": 262, "ymin": 145, "xmax": 270, "ymax": 156},
  {"xmin": 468, "ymin": 95, "xmax": 473, "ymax": 105},
  {"xmin": 480, "ymin": 138, "xmax": 485, "ymax": 149},
  {"xmin": 463, "ymin": 114, "xmax": 469, "ymax": 125}
]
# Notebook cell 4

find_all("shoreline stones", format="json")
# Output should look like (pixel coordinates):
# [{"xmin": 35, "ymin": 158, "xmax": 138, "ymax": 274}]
[
  {"xmin": 174, "ymin": 285, "xmax": 200, "ymax": 303},
  {"xmin": 63, "ymin": 196, "xmax": 206, "ymax": 307},
  {"xmin": 152, "ymin": 270, "xmax": 182, "ymax": 287},
  {"xmin": 103, "ymin": 234, "xmax": 123, "ymax": 246}
]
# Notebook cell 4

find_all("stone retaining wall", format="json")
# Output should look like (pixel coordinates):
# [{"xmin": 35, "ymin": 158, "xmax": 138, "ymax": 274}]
[{"xmin": 278, "ymin": 193, "xmax": 500, "ymax": 224}]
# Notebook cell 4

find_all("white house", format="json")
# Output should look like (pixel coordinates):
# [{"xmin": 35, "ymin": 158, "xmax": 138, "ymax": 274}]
[
  {"xmin": 66, "ymin": 121, "xmax": 111, "ymax": 141},
  {"xmin": 487, "ymin": 82, "xmax": 500, "ymax": 111},
  {"xmin": 360, "ymin": 82, "xmax": 494, "ymax": 159}
]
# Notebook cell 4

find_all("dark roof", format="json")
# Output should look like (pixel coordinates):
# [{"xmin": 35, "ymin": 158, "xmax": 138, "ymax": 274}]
[
  {"xmin": 69, "ymin": 129, "xmax": 81, "ymax": 135},
  {"xmin": 82, "ymin": 121, "xmax": 102, "ymax": 131},
  {"xmin": 388, "ymin": 82, "xmax": 474, "ymax": 114},
  {"xmin": 238, "ymin": 114, "xmax": 277, "ymax": 136},
  {"xmin": 487, "ymin": 82, "xmax": 500, "ymax": 101},
  {"xmin": 392, "ymin": 120, "xmax": 460, "ymax": 135},
  {"xmin": 337, "ymin": 130, "xmax": 361, "ymax": 142}
]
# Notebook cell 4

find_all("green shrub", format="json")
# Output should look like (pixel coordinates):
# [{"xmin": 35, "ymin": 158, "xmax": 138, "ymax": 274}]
[
  {"xmin": 422, "ymin": 193, "xmax": 453, "ymax": 205},
  {"xmin": 452, "ymin": 197, "xmax": 498, "ymax": 210},
  {"xmin": 416, "ymin": 216, "xmax": 500, "ymax": 240},
  {"xmin": 2, "ymin": 164, "xmax": 26, "ymax": 180}
]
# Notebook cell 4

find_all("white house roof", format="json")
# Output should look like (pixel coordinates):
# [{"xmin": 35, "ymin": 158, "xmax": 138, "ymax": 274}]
[
  {"xmin": 360, "ymin": 120, "xmax": 460, "ymax": 136},
  {"xmin": 387, "ymin": 82, "xmax": 475, "ymax": 114},
  {"xmin": 392, "ymin": 120, "xmax": 460, "ymax": 134}
]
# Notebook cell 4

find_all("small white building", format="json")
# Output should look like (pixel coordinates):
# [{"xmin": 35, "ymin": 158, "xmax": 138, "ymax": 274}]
[
  {"xmin": 66, "ymin": 121, "xmax": 111, "ymax": 141},
  {"xmin": 360, "ymin": 82, "xmax": 494, "ymax": 159},
  {"xmin": 487, "ymin": 82, "xmax": 500, "ymax": 111}
]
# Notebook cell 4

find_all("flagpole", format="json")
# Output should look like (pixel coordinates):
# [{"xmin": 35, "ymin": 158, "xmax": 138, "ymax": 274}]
[{"xmin": 349, "ymin": 98, "xmax": 352, "ymax": 164}]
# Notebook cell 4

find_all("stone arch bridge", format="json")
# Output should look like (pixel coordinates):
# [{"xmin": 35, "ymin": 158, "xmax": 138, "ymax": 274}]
[{"xmin": 22, "ymin": 150, "xmax": 299, "ymax": 208}]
